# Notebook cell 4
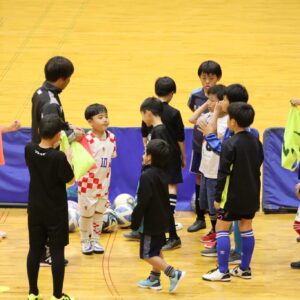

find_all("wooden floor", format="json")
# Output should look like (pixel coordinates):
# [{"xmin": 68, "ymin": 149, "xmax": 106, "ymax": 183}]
[
  {"xmin": 1, "ymin": 0, "xmax": 300, "ymax": 299},
  {"xmin": 0, "ymin": 209, "xmax": 299, "ymax": 299},
  {"xmin": 1, "ymin": 0, "xmax": 300, "ymax": 133}
]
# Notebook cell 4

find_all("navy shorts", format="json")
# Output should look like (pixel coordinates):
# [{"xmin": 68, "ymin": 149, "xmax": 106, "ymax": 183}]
[
  {"xmin": 140, "ymin": 233, "xmax": 166, "ymax": 259},
  {"xmin": 189, "ymin": 150, "xmax": 202, "ymax": 174},
  {"xmin": 217, "ymin": 209, "xmax": 256, "ymax": 222}
]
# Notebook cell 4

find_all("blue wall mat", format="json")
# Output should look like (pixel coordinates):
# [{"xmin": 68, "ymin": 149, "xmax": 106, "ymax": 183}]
[
  {"xmin": 263, "ymin": 128, "xmax": 299, "ymax": 211},
  {"xmin": 0, "ymin": 127, "xmax": 195, "ymax": 210}
]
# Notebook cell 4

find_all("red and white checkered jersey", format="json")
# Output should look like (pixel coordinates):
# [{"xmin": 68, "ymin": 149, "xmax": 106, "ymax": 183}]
[{"xmin": 78, "ymin": 130, "xmax": 117, "ymax": 198}]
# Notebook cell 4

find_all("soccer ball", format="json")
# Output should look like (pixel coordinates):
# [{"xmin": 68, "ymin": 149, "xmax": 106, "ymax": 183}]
[
  {"xmin": 113, "ymin": 193, "xmax": 135, "ymax": 208},
  {"xmin": 68, "ymin": 207, "xmax": 80, "ymax": 232},
  {"xmin": 102, "ymin": 208, "xmax": 118, "ymax": 233},
  {"xmin": 114, "ymin": 204, "xmax": 133, "ymax": 228}
]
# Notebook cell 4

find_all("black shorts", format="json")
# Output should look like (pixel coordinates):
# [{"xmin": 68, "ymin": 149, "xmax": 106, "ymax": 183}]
[
  {"xmin": 140, "ymin": 233, "xmax": 166, "ymax": 259},
  {"xmin": 217, "ymin": 209, "xmax": 256, "ymax": 222},
  {"xmin": 189, "ymin": 150, "xmax": 202, "ymax": 174},
  {"xmin": 165, "ymin": 159, "xmax": 183, "ymax": 184},
  {"xmin": 28, "ymin": 214, "xmax": 69, "ymax": 248}
]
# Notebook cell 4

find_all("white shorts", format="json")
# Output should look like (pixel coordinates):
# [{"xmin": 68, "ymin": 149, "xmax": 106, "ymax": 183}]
[{"xmin": 78, "ymin": 194, "xmax": 107, "ymax": 217}]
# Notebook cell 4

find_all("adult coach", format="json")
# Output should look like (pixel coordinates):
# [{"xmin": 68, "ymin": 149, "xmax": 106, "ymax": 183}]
[
  {"xmin": 31, "ymin": 56, "xmax": 84, "ymax": 267},
  {"xmin": 31, "ymin": 56, "xmax": 84, "ymax": 144}
]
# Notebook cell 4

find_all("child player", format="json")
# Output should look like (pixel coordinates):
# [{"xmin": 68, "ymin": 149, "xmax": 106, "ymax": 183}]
[
  {"xmin": 25, "ymin": 114, "xmax": 75, "ymax": 300},
  {"xmin": 202, "ymin": 103, "xmax": 264, "ymax": 281},
  {"xmin": 78, "ymin": 104, "xmax": 117, "ymax": 255},
  {"xmin": 187, "ymin": 60, "xmax": 222, "ymax": 233},
  {"xmin": 131, "ymin": 139, "xmax": 185, "ymax": 293}
]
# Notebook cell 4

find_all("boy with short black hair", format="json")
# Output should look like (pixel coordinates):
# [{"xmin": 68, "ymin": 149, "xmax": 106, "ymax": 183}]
[
  {"xmin": 189, "ymin": 85, "xmax": 227, "ymax": 244},
  {"xmin": 199, "ymin": 83, "xmax": 250, "ymax": 260},
  {"xmin": 140, "ymin": 97, "xmax": 183, "ymax": 247},
  {"xmin": 25, "ymin": 114, "xmax": 75, "ymax": 300},
  {"xmin": 202, "ymin": 102, "xmax": 264, "ymax": 282},
  {"xmin": 78, "ymin": 103, "xmax": 116, "ymax": 255},
  {"xmin": 131, "ymin": 139, "xmax": 185, "ymax": 293},
  {"xmin": 187, "ymin": 60, "xmax": 222, "ymax": 233},
  {"xmin": 139, "ymin": 86, "xmax": 185, "ymax": 250}
]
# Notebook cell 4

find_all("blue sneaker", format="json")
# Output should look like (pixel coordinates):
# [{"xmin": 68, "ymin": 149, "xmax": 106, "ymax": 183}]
[
  {"xmin": 138, "ymin": 277, "xmax": 162, "ymax": 290},
  {"xmin": 169, "ymin": 270, "xmax": 186, "ymax": 293}
]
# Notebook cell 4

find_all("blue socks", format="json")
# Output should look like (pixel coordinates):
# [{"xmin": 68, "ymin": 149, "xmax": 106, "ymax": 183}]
[
  {"xmin": 240, "ymin": 230, "xmax": 255, "ymax": 270},
  {"xmin": 233, "ymin": 221, "xmax": 242, "ymax": 254},
  {"xmin": 216, "ymin": 231, "xmax": 230, "ymax": 273}
]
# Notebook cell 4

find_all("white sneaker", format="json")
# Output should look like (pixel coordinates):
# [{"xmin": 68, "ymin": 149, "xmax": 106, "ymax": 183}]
[
  {"xmin": 202, "ymin": 267, "xmax": 231, "ymax": 282},
  {"xmin": 230, "ymin": 265, "xmax": 252, "ymax": 279},
  {"xmin": 175, "ymin": 222, "xmax": 183, "ymax": 231},
  {"xmin": 92, "ymin": 240, "xmax": 105, "ymax": 254},
  {"xmin": 0, "ymin": 231, "xmax": 7, "ymax": 238},
  {"xmin": 81, "ymin": 240, "xmax": 93, "ymax": 255}
]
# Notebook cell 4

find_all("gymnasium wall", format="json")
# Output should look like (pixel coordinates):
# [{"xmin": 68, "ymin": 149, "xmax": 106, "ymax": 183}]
[{"xmin": 0, "ymin": 127, "xmax": 298, "ymax": 212}]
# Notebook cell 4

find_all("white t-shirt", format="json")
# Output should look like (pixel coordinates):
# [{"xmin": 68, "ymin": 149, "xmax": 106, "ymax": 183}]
[
  {"xmin": 199, "ymin": 115, "xmax": 228, "ymax": 179},
  {"xmin": 78, "ymin": 130, "xmax": 117, "ymax": 198}
]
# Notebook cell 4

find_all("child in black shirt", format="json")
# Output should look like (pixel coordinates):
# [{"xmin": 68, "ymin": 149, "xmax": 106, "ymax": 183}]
[
  {"xmin": 131, "ymin": 139, "xmax": 185, "ymax": 293},
  {"xmin": 202, "ymin": 103, "xmax": 264, "ymax": 282},
  {"xmin": 25, "ymin": 114, "xmax": 75, "ymax": 300},
  {"xmin": 140, "ymin": 97, "xmax": 182, "ymax": 249}
]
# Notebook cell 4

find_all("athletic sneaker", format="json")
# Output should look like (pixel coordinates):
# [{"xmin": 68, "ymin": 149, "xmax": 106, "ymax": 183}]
[
  {"xmin": 137, "ymin": 277, "xmax": 162, "ymax": 290},
  {"xmin": 27, "ymin": 294, "xmax": 43, "ymax": 300},
  {"xmin": 50, "ymin": 293, "xmax": 74, "ymax": 300},
  {"xmin": 290, "ymin": 261, "xmax": 300, "ymax": 269},
  {"xmin": 0, "ymin": 230, "xmax": 7, "ymax": 238},
  {"xmin": 202, "ymin": 267, "xmax": 231, "ymax": 282},
  {"xmin": 187, "ymin": 219, "xmax": 206, "ymax": 232},
  {"xmin": 92, "ymin": 240, "xmax": 105, "ymax": 254},
  {"xmin": 81, "ymin": 239, "xmax": 93, "ymax": 255},
  {"xmin": 162, "ymin": 238, "xmax": 182, "ymax": 251},
  {"xmin": 175, "ymin": 222, "xmax": 183, "ymax": 231},
  {"xmin": 201, "ymin": 246, "xmax": 217, "ymax": 257},
  {"xmin": 230, "ymin": 265, "xmax": 252, "ymax": 279},
  {"xmin": 204, "ymin": 241, "xmax": 216, "ymax": 249},
  {"xmin": 40, "ymin": 256, "xmax": 69, "ymax": 267},
  {"xmin": 123, "ymin": 230, "xmax": 140, "ymax": 240},
  {"xmin": 200, "ymin": 231, "xmax": 216, "ymax": 243},
  {"xmin": 228, "ymin": 250, "xmax": 241, "ymax": 265},
  {"xmin": 169, "ymin": 270, "xmax": 186, "ymax": 293},
  {"xmin": 297, "ymin": 236, "xmax": 300, "ymax": 243}
]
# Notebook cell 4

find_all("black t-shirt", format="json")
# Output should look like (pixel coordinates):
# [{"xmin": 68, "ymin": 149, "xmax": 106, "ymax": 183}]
[
  {"xmin": 131, "ymin": 165, "xmax": 170, "ymax": 235},
  {"xmin": 150, "ymin": 124, "xmax": 178, "ymax": 156},
  {"xmin": 215, "ymin": 131, "xmax": 264, "ymax": 215},
  {"xmin": 141, "ymin": 102, "xmax": 184, "ymax": 154},
  {"xmin": 25, "ymin": 143, "xmax": 74, "ymax": 224}
]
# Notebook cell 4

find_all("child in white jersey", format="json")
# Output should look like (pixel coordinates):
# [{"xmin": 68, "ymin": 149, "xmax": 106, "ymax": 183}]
[
  {"xmin": 78, "ymin": 104, "xmax": 117, "ymax": 255},
  {"xmin": 189, "ymin": 85, "xmax": 227, "ymax": 245}
]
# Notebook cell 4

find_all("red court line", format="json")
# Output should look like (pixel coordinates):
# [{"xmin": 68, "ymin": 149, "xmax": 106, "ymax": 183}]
[
  {"xmin": 107, "ymin": 230, "xmax": 121, "ymax": 298},
  {"xmin": 2, "ymin": 210, "xmax": 9, "ymax": 224},
  {"xmin": 102, "ymin": 233, "xmax": 115, "ymax": 297}
]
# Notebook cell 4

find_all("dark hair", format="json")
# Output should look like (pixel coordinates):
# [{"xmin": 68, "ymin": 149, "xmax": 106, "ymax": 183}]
[
  {"xmin": 228, "ymin": 102, "xmax": 255, "ymax": 128},
  {"xmin": 44, "ymin": 56, "xmax": 74, "ymax": 82},
  {"xmin": 39, "ymin": 114, "xmax": 67, "ymax": 139},
  {"xmin": 155, "ymin": 76, "xmax": 176, "ymax": 97},
  {"xmin": 225, "ymin": 84, "xmax": 248, "ymax": 103},
  {"xmin": 146, "ymin": 139, "xmax": 170, "ymax": 168},
  {"xmin": 198, "ymin": 60, "xmax": 222, "ymax": 78},
  {"xmin": 85, "ymin": 103, "xmax": 108, "ymax": 120},
  {"xmin": 140, "ymin": 97, "xmax": 163, "ymax": 117},
  {"xmin": 207, "ymin": 84, "xmax": 226, "ymax": 101}
]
